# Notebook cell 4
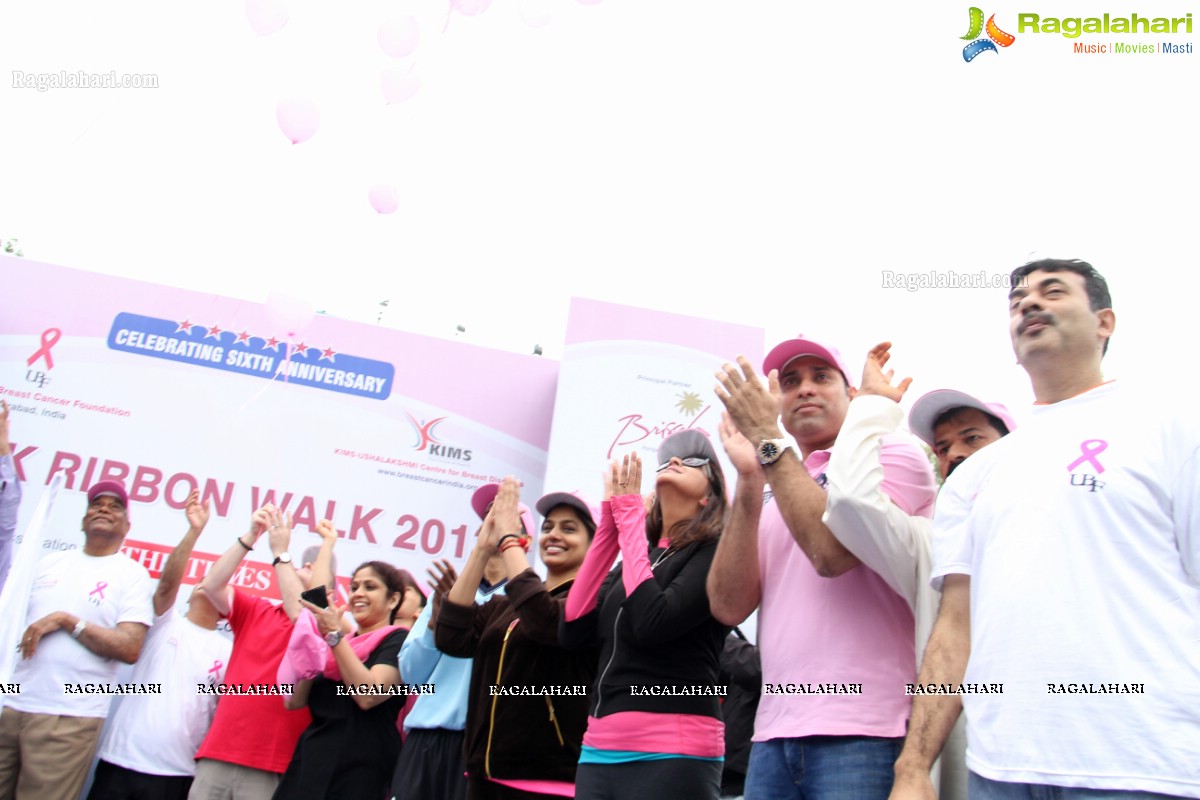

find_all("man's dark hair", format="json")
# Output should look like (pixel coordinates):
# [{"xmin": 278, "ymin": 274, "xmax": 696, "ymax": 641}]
[
  {"xmin": 1010, "ymin": 258, "xmax": 1112, "ymax": 354},
  {"xmin": 933, "ymin": 407, "xmax": 1009, "ymax": 439}
]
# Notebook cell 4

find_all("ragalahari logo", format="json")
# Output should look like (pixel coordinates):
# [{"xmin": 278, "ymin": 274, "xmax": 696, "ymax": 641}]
[{"xmin": 961, "ymin": 7, "xmax": 1016, "ymax": 61}]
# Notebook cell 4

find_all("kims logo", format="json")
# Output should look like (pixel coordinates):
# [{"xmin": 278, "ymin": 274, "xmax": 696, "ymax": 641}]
[
  {"xmin": 406, "ymin": 413, "xmax": 473, "ymax": 461},
  {"xmin": 961, "ymin": 7, "xmax": 1016, "ymax": 61}
]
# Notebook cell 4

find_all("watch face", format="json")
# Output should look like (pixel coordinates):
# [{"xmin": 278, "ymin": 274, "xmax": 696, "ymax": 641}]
[{"xmin": 760, "ymin": 442, "xmax": 779, "ymax": 459}]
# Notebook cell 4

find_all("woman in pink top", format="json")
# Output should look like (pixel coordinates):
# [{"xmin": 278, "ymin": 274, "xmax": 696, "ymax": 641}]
[{"xmin": 561, "ymin": 430, "xmax": 731, "ymax": 800}]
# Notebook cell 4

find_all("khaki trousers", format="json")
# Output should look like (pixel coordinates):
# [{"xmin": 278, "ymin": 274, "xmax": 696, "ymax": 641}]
[{"xmin": 0, "ymin": 706, "xmax": 104, "ymax": 800}]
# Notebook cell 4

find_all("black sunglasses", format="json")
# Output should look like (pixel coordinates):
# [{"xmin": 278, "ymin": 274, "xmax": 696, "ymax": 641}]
[{"xmin": 656, "ymin": 457, "xmax": 710, "ymax": 473}]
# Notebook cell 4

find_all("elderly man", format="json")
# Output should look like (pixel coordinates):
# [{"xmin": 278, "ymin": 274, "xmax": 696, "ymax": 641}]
[
  {"xmin": 0, "ymin": 480, "xmax": 154, "ymax": 800},
  {"xmin": 710, "ymin": 335, "xmax": 937, "ymax": 800}
]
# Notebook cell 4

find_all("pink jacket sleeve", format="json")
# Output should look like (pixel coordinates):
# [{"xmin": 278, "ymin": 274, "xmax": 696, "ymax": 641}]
[{"xmin": 564, "ymin": 500, "xmax": 620, "ymax": 621}]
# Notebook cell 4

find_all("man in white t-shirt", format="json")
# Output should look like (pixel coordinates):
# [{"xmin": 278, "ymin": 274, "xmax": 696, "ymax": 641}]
[
  {"xmin": 0, "ymin": 479, "xmax": 155, "ymax": 800},
  {"xmin": 87, "ymin": 489, "xmax": 232, "ymax": 800},
  {"xmin": 891, "ymin": 259, "xmax": 1200, "ymax": 800}
]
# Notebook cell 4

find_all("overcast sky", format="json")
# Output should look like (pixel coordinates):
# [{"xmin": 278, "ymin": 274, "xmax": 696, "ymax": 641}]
[{"xmin": 3, "ymin": 0, "xmax": 1197, "ymax": 421}]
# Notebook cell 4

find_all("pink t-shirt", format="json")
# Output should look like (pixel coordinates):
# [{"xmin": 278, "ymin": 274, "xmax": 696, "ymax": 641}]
[{"xmin": 754, "ymin": 437, "xmax": 935, "ymax": 742}]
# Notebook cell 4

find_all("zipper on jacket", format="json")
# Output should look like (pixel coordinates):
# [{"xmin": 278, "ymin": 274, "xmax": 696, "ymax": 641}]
[
  {"xmin": 485, "ymin": 618, "xmax": 520, "ymax": 778},
  {"xmin": 594, "ymin": 606, "xmax": 622, "ymax": 717},
  {"xmin": 544, "ymin": 695, "xmax": 565, "ymax": 746}
]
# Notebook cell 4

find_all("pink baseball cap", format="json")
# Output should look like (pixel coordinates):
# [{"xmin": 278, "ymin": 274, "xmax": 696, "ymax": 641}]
[
  {"xmin": 470, "ymin": 482, "xmax": 536, "ymax": 538},
  {"xmin": 908, "ymin": 390, "xmax": 1017, "ymax": 446},
  {"xmin": 87, "ymin": 480, "xmax": 129, "ymax": 511},
  {"xmin": 536, "ymin": 491, "xmax": 598, "ymax": 529},
  {"xmin": 762, "ymin": 334, "xmax": 852, "ymax": 386}
]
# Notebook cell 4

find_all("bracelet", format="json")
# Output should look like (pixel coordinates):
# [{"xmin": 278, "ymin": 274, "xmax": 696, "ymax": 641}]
[
  {"xmin": 237, "ymin": 537, "xmax": 253, "ymax": 551},
  {"xmin": 71, "ymin": 619, "xmax": 87, "ymax": 639},
  {"xmin": 499, "ymin": 535, "xmax": 531, "ymax": 553}
]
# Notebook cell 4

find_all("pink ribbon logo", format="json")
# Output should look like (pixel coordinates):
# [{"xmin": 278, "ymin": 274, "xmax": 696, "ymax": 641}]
[
  {"xmin": 89, "ymin": 580, "xmax": 109, "ymax": 600},
  {"xmin": 1067, "ymin": 439, "xmax": 1108, "ymax": 474},
  {"xmin": 26, "ymin": 328, "xmax": 62, "ymax": 370},
  {"xmin": 209, "ymin": 660, "xmax": 224, "ymax": 676}
]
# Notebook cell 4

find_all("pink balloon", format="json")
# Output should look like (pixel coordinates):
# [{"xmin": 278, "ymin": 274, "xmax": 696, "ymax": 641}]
[
  {"xmin": 451, "ymin": 0, "xmax": 492, "ymax": 17},
  {"xmin": 245, "ymin": 0, "xmax": 288, "ymax": 35},
  {"xmin": 265, "ymin": 292, "xmax": 314, "ymax": 337},
  {"xmin": 368, "ymin": 185, "xmax": 400, "ymax": 215},
  {"xmin": 377, "ymin": 16, "xmax": 420, "ymax": 58},
  {"xmin": 380, "ymin": 68, "xmax": 421, "ymax": 105},
  {"xmin": 276, "ymin": 97, "xmax": 320, "ymax": 144}
]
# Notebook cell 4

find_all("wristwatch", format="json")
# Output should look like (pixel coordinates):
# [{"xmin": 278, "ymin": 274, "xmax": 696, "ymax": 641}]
[
  {"xmin": 325, "ymin": 630, "xmax": 344, "ymax": 647},
  {"xmin": 272, "ymin": 552, "xmax": 293, "ymax": 566},
  {"xmin": 756, "ymin": 437, "xmax": 791, "ymax": 466}
]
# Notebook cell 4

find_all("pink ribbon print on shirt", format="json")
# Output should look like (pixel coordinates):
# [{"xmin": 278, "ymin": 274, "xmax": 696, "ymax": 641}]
[{"xmin": 1067, "ymin": 439, "xmax": 1108, "ymax": 474}]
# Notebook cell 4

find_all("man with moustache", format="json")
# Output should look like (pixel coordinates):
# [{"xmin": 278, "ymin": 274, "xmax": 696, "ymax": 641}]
[
  {"xmin": 710, "ymin": 335, "xmax": 937, "ymax": 800},
  {"xmin": 0, "ymin": 480, "xmax": 155, "ymax": 800},
  {"xmin": 891, "ymin": 259, "xmax": 1200, "ymax": 799}
]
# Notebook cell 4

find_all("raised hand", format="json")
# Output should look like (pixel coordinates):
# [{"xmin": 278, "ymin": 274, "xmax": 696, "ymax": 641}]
[
  {"xmin": 266, "ymin": 506, "xmax": 294, "ymax": 554},
  {"xmin": 859, "ymin": 341, "xmax": 911, "ymax": 403},
  {"xmin": 426, "ymin": 559, "xmax": 458, "ymax": 596},
  {"xmin": 714, "ymin": 355, "xmax": 783, "ymax": 444},
  {"xmin": 719, "ymin": 411, "xmax": 762, "ymax": 479},
  {"xmin": 185, "ymin": 489, "xmax": 210, "ymax": 531},
  {"xmin": 316, "ymin": 519, "xmax": 339, "ymax": 545},
  {"xmin": 0, "ymin": 399, "xmax": 11, "ymax": 456},
  {"xmin": 491, "ymin": 477, "xmax": 522, "ymax": 539}
]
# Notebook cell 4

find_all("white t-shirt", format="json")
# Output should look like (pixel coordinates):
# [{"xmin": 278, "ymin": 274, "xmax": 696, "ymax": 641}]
[
  {"xmin": 5, "ymin": 549, "xmax": 155, "ymax": 718},
  {"xmin": 931, "ymin": 381, "xmax": 1200, "ymax": 797},
  {"xmin": 96, "ymin": 610, "xmax": 232, "ymax": 776}
]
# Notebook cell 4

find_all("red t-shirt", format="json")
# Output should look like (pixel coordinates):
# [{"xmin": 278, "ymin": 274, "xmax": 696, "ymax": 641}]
[{"xmin": 193, "ymin": 589, "xmax": 312, "ymax": 773}]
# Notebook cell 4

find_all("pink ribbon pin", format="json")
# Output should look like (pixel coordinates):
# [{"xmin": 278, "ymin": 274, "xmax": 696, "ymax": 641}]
[
  {"xmin": 209, "ymin": 660, "xmax": 224, "ymax": 676},
  {"xmin": 1066, "ymin": 439, "xmax": 1108, "ymax": 474},
  {"xmin": 27, "ymin": 328, "xmax": 62, "ymax": 370},
  {"xmin": 89, "ymin": 580, "xmax": 109, "ymax": 600}
]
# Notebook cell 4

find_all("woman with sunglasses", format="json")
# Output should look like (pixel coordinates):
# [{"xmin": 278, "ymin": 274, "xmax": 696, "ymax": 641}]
[{"xmin": 561, "ymin": 430, "xmax": 731, "ymax": 800}]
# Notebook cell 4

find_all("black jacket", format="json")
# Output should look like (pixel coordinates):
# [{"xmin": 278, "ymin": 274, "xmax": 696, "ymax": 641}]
[
  {"xmin": 560, "ymin": 539, "xmax": 731, "ymax": 719},
  {"xmin": 436, "ymin": 569, "xmax": 598, "ymax": 782}
]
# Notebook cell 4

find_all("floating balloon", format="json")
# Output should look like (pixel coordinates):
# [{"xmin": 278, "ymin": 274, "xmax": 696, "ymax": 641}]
[
  {"xmin": 245, "ymin": 0, "xmax": 288, "ymax": 36},
  {"xmin": 380, "ymin": 68, "xmax": 421, "ymax": 105},
  {"xmin": 276, "ymin": 97, "xmax": 320, "ymax": 144},
  {"xmin": 368, "ymin": 184, "xmax": 400, "ymax": 214},
  {"xmin": 377, "ymin": 16, "xmax": 420, "ymax": 58},
  {"xmin": 265, "ymin": 292, "xmax": 315, "ymax": 338},
  {"xmin": 451, "ymin": 0, "xmax": 492, "ymax": 17}
]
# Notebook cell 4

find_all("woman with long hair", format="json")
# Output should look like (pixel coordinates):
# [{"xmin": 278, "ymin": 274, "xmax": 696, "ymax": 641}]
[
  {"xmin": 561, "ymin": 429, "xmax": 732, "ymax": 800},
  {"xmin": 273, "ymin": 561, "xmax": 411, "ymax": 800},
  {"xmin": 435, "ymin": 476, "xmax": 598, "ymax": 800}
]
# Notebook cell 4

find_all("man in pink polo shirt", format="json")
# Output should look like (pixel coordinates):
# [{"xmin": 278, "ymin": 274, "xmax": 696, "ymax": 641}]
[{"xmin": 710, "ymin": 335, "xmax": 937, "ymax": 800}]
